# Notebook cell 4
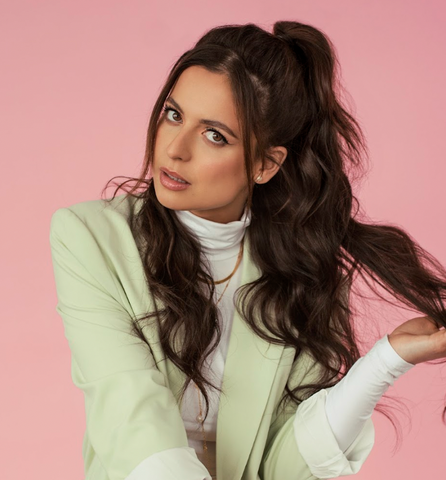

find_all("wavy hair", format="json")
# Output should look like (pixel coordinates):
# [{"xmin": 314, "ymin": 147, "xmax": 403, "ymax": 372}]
[{"xmin": 101, "ymin": 20, "xmax": 446, "ymax": 447}]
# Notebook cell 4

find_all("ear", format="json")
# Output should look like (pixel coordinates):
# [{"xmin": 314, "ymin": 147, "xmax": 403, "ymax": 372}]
[{"xmin": 253, "ymin": 146, "xmax": 287, "ymax": 184}]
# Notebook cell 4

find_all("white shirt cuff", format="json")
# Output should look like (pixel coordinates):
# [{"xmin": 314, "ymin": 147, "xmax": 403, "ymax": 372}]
[
  {"xmin": 325, "ymin": 333, "xmax": 415, "ymax": 452},
  {"xmin": 293, "ymin": 333, "xmax": 415, "ymax": 478},
  {"xmin": 293, "ymin": 388, "xmax": 375, "ymax": 478}
]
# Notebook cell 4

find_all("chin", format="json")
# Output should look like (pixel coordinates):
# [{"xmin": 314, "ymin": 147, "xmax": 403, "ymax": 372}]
[{"xmin": 153, "ymin": 183, "xmax": 191, "ymax": 211}]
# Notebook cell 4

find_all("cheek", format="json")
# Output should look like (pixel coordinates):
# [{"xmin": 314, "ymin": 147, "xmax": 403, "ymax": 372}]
[
  {"xmin": 153, "ymin": 123, "xmax": 174, "ymax": 155},
  {"xmin": 202, "ymin": 157, "xmax": 246, "ymax": 187},
  {"xmin": 153, "ymin": 129, "xmax": 166, "ymax": 158},
  {"xmin": 210, "ymin": 149, "xmax": 245, "ymax": 174}
]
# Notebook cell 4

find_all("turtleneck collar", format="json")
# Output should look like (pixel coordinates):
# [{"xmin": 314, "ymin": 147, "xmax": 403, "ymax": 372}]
[{"xmin": 174, "ymin": 207, "xmax": 251, "ymax": 260}]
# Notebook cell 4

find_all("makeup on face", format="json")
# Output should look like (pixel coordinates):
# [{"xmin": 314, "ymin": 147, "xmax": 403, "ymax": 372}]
[
  {"xmin": 159, "ymin": 167, "xmax": 191, "ymax": 191},
  {"xmin": 153, "ymin": 66, "xmax": 251, "ymax": 223}
]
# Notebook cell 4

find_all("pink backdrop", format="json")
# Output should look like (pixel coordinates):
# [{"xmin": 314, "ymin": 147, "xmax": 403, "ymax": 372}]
[{"xmin": 1, "ymin": 0, "xmax": 445, "ymax": 478}]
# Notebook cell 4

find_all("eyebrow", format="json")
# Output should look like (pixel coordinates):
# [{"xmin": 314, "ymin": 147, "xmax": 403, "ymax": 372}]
[{"xmin": 165, "ymin": 96, "xmax": 239, "ymax": 140}]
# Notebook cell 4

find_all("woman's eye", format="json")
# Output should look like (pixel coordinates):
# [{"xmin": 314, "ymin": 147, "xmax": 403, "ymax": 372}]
[
  {"xmin": 163, "ymin": 107, "xmax": 181, "ymax": 122},
  {"xmin": 204, "ymin": 129, "xmax": 228, "ymax": 145},
  {"xmin": 162, "ymin": 106, "xmax": 228, "ymax": 146}
]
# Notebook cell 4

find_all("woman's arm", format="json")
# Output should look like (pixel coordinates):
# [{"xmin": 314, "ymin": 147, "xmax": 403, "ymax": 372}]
[
  {"xmin": 291, "ymin": 334, "xmax": 414, "ymax": 479},
  {"xmin": 259, "ymin": 346, "xmax": 375, "ymax": 480},
  {"xmin": 324, "ymin": 333, "xmax": 415, "ymax": 453},
  {"xmin": 50, "ymin": 207, "xmax": 211, "ymax": 480}
]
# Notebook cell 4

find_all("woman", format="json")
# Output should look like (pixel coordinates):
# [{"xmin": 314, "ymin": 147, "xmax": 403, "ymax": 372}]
[{"xmin": 49, "ymin": 20, "xmax": 446, "ymax": 480}]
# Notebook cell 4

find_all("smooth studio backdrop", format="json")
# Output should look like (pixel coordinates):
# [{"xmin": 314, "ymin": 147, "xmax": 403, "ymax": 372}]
[{"xmin": 1, "ymin": 1, "xmax": 445, "ymax": 479}]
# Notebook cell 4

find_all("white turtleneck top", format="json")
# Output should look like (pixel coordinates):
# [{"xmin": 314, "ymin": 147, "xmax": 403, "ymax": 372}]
[{"xmin": 125, "ymin": 208, "xmax": 415, "ymax": 480}]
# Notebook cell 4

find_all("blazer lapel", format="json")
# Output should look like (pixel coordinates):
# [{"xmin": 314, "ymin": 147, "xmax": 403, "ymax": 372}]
[
  {"xmin": 132, "ymin": 228, "xmax": 286, "ymax": 480},
  {"xmin": 216, "ymin": 235, "xmax": 286, "ymax": 480}
]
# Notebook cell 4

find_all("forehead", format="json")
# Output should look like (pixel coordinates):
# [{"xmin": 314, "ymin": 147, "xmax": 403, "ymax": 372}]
[{"xmin": 170, "ymin": 66, "xmax": 239, "ymax": 122}]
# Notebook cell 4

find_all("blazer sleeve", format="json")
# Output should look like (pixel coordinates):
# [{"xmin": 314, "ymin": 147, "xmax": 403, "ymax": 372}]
[
  {"xmin": 260, "ymin": 351, "xmax": 374, "ymax": 480},
  {"xmin": 49, "ymin": 207, "xmax": 212, "ymax": 480},
  {"xmin": 259, "ymin": 280, "xmax": 374, "ymax": 480}
]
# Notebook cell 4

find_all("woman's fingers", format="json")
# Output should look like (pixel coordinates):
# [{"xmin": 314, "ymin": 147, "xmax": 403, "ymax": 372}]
[
  {"xmin": 388, "ymin": 316, "xmax": 446, "ymax": 365},
  {"xmin": 391, "ymin": 316, "xmax": 439, "ymax": 336}
]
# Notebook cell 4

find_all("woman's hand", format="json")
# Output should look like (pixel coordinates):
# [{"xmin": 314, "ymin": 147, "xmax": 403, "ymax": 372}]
[{"xmin": 388, "ymin": 316, "xmax": 446, "ymax": 365}]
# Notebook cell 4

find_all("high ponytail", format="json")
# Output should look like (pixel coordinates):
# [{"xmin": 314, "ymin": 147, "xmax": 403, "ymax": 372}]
[{"xmin": 274, "ymin": 21, "xmax": 337, "ymax": 113}]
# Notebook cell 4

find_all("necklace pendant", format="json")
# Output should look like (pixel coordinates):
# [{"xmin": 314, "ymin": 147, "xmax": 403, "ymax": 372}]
[{"xmin": 197, "ymin": 413, "xmax": 204, "ymax": 423}]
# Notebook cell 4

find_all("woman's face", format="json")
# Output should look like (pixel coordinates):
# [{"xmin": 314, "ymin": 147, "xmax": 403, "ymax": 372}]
[{"xmin": 152, "ymin": 65, "xmax": 253, "ymax": 224}]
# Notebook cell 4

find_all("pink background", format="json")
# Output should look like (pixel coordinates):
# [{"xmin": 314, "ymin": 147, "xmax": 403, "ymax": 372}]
[{"xmin": 1, "ymin": 0, "xmax": 445, "ymax": 478}]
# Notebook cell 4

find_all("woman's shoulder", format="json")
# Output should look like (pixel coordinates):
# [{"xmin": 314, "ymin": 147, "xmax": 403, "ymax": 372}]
[
  {"xmin": 59, "ymin": 192, "xmax": 142, "ymax": 224},
  {"xmin": 49, "ymin": 192, "xmax": 151, "ymax": 321},
  {"xmin": 50, "ymin": 192, "xmax": 145, "ymax": 253}
]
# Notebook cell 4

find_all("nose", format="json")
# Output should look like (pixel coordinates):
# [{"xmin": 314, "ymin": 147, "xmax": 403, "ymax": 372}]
[{"xmin": 166, "ymin": 126, "xmax": 192, "ymax": 162}]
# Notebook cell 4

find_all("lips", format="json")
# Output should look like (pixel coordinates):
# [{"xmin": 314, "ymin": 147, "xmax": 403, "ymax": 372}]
[{"xmin": 160, "ymin": 167, "xmax": 190, "ymax": 184}]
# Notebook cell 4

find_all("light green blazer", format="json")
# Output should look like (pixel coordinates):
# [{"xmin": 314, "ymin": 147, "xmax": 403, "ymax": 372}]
[{"xmin": 49, "ymin": 193, "xmax": 374, "ymax": 480}]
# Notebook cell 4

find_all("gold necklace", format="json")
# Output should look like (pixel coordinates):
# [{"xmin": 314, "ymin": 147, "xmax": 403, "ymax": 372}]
[
  {"xmin": 193, "ymin": 237, "xmax": 244, "ymax": 469},
  {"xmin": 213, "ymin": 236, "xmax": 245, "ymax": 285},
  {"xmin": 193, "ymin": 382, "xmax": 209, "ymax": 465}
]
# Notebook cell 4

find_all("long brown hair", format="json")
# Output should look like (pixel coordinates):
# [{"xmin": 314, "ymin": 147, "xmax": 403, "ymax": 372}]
[{"xmin": 101, "ymin": 20, "xmax": 446, "ymax": 445}]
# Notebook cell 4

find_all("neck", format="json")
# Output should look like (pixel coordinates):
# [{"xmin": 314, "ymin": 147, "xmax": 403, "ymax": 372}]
[
  {"xmin": 173, "ymin": 207, "xmax": 251, "ymax": 260},
  {"xmin": 188, "ymin": 202, "xmax": 248, "ymax": 224}
]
